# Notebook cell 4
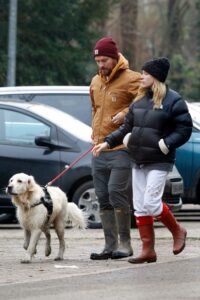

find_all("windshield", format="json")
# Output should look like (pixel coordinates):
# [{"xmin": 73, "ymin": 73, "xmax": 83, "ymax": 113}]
[{"xmin": 29, "ymin": 104, "xmax": 92, "ymax": 142}]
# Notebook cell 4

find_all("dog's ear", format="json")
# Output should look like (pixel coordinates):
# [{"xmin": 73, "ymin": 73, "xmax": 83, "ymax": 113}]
[{"xmin": 27, "ymin": 175, "xmax": 36, "ymax": 192}]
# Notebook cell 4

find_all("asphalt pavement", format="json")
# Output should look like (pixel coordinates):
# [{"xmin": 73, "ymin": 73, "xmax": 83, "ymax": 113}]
[{"xmin": 0, "ymin": 219, "xmax": 199, "ymax": 299}]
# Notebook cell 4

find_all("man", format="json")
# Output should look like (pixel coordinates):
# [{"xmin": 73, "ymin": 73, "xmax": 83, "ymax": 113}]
[{"xmin": 90, "ymin": 36, "xmax": 141, "ymax": 260}]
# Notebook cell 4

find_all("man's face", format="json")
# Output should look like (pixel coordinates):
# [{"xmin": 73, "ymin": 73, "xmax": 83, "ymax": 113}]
[{"xmin": 95, "ymin": 56, "xmax": 117, "ymax": 76}]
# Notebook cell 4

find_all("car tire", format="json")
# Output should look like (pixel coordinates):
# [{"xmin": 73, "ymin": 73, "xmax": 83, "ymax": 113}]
[{"xmin": 72, "ymin": 180, "xmax": 102, "ymax": 229}]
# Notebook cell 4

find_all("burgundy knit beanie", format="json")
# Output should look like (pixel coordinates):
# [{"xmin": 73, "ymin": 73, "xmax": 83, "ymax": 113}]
[
  {"xmin": 93, "ymin": 36, "xmax": 119, "ymax": 60},
  {"xmin": 142, "ymin": 57, "xmax": 170, "ymax": 82}
]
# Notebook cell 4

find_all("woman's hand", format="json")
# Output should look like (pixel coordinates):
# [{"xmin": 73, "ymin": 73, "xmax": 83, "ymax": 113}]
[{"xmin": 92, "ymin": 142, "xmax": 109, "ymax": 157}]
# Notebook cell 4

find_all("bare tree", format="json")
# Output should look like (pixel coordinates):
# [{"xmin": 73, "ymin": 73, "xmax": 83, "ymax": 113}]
[
  {"xmin": 119, "ymin": 0, "xmax": 138, "ymax": 69},
  {"xmin": 162, "ymin": 0, "xmax": 190, "ymax": 58},
  {"xmin": 104, "ymin": 0, "xmax": 138, "ymax": 69}
]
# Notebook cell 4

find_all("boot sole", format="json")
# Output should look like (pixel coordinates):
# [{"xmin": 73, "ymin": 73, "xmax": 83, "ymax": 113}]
[
  {"xmin": 90, "ymin": 253, "xmax": 113, "ymax": 260},
  {"xmin": 128, "ymin": 257, "xmax": 157, "ymax": 264},
  {"xmin": 90, "ymin": 257, "xmax": 111, "ymax": 260}
]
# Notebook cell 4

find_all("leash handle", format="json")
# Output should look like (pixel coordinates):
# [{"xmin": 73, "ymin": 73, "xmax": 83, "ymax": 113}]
[{"xmin": 46, "ymin": 145, "xmax": 94, "ymax": 187}]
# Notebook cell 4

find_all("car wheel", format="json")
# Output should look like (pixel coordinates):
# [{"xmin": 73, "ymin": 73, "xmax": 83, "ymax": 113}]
[{"xmin": 72, "ymin": 181, "xmax": 101, "ymax": 229}]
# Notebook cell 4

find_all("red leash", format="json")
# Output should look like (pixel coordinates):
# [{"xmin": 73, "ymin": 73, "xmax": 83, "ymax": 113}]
[{"xmin": 45, "ymin": 146, "xmax": 94, "ymax": 187}]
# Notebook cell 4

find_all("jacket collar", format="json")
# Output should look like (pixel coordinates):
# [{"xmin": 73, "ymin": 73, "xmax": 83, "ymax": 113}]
[{"xmin": 100, "ymin": 53, "xmax": 129, "ymax": 83}]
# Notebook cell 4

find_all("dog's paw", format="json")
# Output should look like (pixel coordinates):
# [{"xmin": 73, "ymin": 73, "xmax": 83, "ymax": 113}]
[
  {"xmin": 54, "ymin": 256, "xmax": 64, "ymax": 261},
  {"xmin": 21, "ymin": 258, "xmax": 31, "ymax": 264},
  {"xmin": 45, "ymin": 246, "xmax": 51, "ymax": 257},
  {"xmin": 21, "ymin": 253, "xmax": 31, "ymax": 264}
]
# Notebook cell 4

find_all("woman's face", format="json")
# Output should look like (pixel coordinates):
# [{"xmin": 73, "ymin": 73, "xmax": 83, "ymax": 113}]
[{"xmin": 140, "ymin": 71, "xmax": 154, "ymax": 88}]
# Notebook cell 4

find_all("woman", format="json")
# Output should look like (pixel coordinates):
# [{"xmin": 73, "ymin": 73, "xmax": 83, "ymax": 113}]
[{"xmin": 92, "ymin": 57, "xmax": 193, "ymax": 264}]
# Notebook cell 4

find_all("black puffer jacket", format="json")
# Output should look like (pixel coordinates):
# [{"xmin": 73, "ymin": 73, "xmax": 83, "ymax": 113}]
[{"xmin": 105, "ymin": 88, "xmax": 193, "ymax": 164}]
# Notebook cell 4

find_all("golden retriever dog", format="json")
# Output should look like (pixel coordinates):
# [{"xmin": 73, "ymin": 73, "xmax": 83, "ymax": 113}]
[{"xmin": 6, "ymin": 173, "xmax": 86, "ymax": 263}]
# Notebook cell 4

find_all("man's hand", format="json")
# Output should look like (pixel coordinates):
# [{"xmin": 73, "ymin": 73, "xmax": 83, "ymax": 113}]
[
  {"xmin": 112, "ymin": 111, "xmax": 125, "ymax": 125},
  {"xmin": 92, "ymin": 142, "xmax": 109, "ymax": 157}
]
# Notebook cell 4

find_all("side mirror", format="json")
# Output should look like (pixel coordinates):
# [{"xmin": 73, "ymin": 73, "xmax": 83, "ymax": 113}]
[
  {"xmin": 35, "ymin": 136, "xmax": 52, "ymax": 147},
  {"xmin": 35, "ymin": 135, "xmax": 73, "ymax": 150}
]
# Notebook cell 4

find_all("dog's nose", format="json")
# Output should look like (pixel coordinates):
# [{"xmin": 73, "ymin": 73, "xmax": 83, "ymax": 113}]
[{"xmin": 7, "ymin": 186, "xmax": 13, "ymax": 194}]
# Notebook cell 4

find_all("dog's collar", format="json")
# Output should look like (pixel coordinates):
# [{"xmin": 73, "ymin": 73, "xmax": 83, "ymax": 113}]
[{"xmin": 31, "ymin": 187, "xmax": 53, "ymax": 220}]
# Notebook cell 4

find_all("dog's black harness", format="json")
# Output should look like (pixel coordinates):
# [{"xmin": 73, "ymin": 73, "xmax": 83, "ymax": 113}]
[{"xmin": 31, "ymin": 187, "xmax": 53, "ymax": 220}]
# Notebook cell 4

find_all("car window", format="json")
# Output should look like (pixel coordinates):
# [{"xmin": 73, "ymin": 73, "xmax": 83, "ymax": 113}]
[
  {"xmin": 30, "ymin": 104, "xmax": 92, "ymax": 143},
  {"xmin": 32, "ymin": 94, "xmax": 92, "ymax": 126},
  {"xmin": 0, "ymin": 108, "xmax": 51, "ymax": 146},
  {"xmin": 0, "ymin": 93, "xmax": 92, "ymax": 126}
]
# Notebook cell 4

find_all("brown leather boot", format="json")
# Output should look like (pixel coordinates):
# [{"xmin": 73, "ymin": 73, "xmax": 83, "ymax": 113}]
[
  {"xmin": 128, "ymin": 216, "xmax": 157, "ymax": 264},
  {"xmin": 157, "ymin": 203, "xmax": 187, "ymax": 255}
]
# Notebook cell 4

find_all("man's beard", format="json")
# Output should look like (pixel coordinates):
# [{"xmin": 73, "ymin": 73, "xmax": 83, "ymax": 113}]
[{"xmin": 99, "ymin": 68, "xmax": 112, "ymax": 76}]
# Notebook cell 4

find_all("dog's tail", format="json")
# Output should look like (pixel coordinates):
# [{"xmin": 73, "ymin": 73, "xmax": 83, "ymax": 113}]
[{"xmin": 66, "ymin": 202, "xmax": 87, "ymax": 229}]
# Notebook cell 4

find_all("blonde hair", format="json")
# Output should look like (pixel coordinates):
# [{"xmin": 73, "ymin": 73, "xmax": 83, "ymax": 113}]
[{"xmin": 134, "ymin": 79, "xmax": 167, "ymax": 109}]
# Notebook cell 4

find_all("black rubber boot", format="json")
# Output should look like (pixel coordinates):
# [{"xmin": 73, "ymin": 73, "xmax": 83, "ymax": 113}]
[
  {"xmin": 111, "ymin": 208, "xmax": 133, "ymax": 259},
  {"xmin": 90, "ymin": 210, "xmax": 118, "ymax": 260}
]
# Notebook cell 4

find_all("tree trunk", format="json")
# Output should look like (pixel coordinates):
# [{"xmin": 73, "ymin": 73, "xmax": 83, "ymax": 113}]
[
  {"xmin": 120, "ymin": 0, "xmax": 138, "ymax": 69},
  {"xmin": 163, "ymin": 0, "xmax": 189, "ymax": 58}
]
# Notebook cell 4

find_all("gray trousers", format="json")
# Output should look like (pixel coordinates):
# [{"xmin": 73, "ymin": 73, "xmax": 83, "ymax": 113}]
[{"xmin": 92, "ymin": 150, "xmax": 132, "ymax": 210}]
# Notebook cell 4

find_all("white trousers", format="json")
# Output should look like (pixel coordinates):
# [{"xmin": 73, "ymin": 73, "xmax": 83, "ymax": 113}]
[{"xmin": 132, "ymin": 168, "xmax": 168, "ymax": 217}]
